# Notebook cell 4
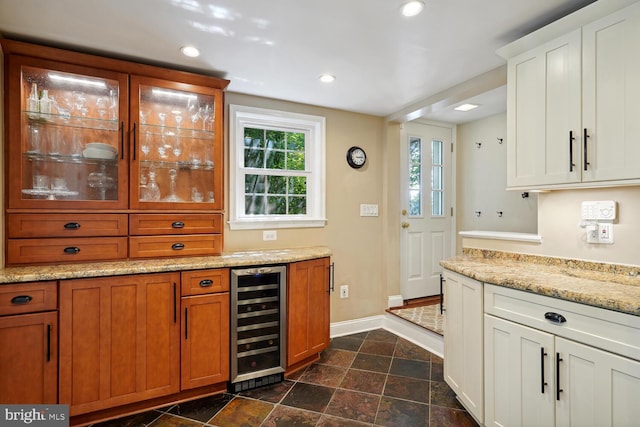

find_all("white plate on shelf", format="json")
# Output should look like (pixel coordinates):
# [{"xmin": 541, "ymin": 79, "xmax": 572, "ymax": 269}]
[
  {"xmin": 83, "ymin": 147, "xmax": 117, "ymax": 160},
  {"xmin": 85, "ymin": 142, "xmax": 117, "ymax": 153}
]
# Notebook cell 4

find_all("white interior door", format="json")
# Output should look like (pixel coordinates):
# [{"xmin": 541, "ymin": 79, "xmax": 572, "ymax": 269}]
[{"xmin": 400, "ymin": 122, "xmax": 453, "ymax": 300}]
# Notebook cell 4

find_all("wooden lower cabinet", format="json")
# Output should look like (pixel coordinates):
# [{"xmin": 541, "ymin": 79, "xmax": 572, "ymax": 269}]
[
  {"xmin": 59, "ymin": 273, "xmax": 181, "ymax": 416},
  {"xmin": 286, "ymin": 257, "xmax": 330, "ymax": 368},
  {"xmin": 181, "ymin": 293, "xmax": 230, "ymax": 389},
  {"xmin": 0, "ymin": 311, "xmax": 58, "ymax": 403}
]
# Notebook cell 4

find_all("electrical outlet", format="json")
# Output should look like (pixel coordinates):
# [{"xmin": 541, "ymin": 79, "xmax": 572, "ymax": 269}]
[
  {"xmin": 263, "ymin": 230, "xmax": 277, "ymax": 241},
  {"xmin": 340, "ymin": 285, "xmax": 349, "ymax": 299}
]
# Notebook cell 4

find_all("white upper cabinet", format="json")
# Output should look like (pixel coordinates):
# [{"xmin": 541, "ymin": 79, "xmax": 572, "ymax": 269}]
[
  {"xmin": 582, "ymin": 3, "xmax": 640, "ymax": 182},
  {"xmin": 506, "ymin": 29, "xmax": 582, "ymax": 188},
  {"xmin": 501, "ymin": 0, "xmax": 640, "ymax": 190}
]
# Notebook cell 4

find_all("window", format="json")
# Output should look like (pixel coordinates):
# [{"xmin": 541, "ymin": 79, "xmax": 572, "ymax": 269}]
[
  {"xmin": 407, "ymin": 136, "xmax": 445, "ymax": 218},
  {"xmin": 229, "ymin": 105, "xmax": 326, "ymax": 229}
]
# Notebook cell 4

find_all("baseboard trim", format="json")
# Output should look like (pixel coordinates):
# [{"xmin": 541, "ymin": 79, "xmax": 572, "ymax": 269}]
[{"xmin": 330, "ymin": 313, "xmax": 444, "ymax": 358}]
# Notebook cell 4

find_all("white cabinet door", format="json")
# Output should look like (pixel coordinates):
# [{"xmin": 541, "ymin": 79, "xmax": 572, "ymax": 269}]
[
  {"xmin": 443, "ymin": 270, "xmax": 483, "ymax": 423},
  {"xmin": 484, "ymin": 314, "xmax": 555, "ymax": 427},
  {"xmin": 582, "ymin": 2, "xmax": 640, "ymax": 182},
  {"xmin": 506, "ymin": 29, "xmax": 582, "ymax": 188},
  {"xmin": 556, "ymin": 337, "xmax": 640, "ymax": 427}
]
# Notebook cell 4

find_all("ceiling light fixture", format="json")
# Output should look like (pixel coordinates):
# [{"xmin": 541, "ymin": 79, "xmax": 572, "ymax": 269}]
[
  {"xmin": 454, "ymin": 103, "xmax": 480, "ymax": 112},
  {"xmin": 180, "ymin": 46, "xmax": 200, "ymax": 58},
  {"xmin": 319, "ymin": 74, "xmax": 336, "ymax": 83},
  {"xmin": 401, "ymin": 1, "xmax": 425, "ymax": 17}
]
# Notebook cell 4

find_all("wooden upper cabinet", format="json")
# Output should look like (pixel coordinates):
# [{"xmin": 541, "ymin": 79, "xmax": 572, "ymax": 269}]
[
  {"xmin": 5, "ymin": 54, "xmax": 129, "ymax": 210},
  {"xmin": 1, "ymin": 40, "xmax": 229, "ymax": 265},
  {"xmin": 129, "ymin": 76, "xmax": 224, "ymax": 211}
]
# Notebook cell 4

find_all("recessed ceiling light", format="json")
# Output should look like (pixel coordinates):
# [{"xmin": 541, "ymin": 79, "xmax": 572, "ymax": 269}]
[
  {"xmin": 180, "ymin": 46, "xmax": 200, "ymax": 58},
  {"xmin": 454, "ymin": 103, "xmax": 480, "ymax": 112},
  {"xmin": 401, "ymin": 1, "xmax": 425, "ymax": 17},
  {"xmin": 319, "ymin": 74, "xmax": 336, "ymax": 83}
]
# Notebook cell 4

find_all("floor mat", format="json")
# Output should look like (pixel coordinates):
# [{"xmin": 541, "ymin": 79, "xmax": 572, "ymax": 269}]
[{"xmin": 389, "ymin": 304, "xmax": 444, "ymax": 335}]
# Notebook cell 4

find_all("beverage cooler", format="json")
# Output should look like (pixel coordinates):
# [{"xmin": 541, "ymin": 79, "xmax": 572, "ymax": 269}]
[{"xmin": 229, "ymin": 265, "xmax": 286, "ymax": 392}]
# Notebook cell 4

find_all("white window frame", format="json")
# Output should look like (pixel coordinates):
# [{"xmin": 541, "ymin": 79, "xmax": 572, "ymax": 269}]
[{"xmin": 229, "ymin": 104, "xmax": 326, "ymax": 230}]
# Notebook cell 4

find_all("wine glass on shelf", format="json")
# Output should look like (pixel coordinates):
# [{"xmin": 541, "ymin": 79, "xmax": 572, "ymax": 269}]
[
  {"xmin": 173, "ymin": 111, "xmax": 183, "ymax": 158},
  {"xmin": 202, "ymin": 104, "xmax": 214, "ymax": 132},
  {"xmin": 187, "ymin": 97, "xmax": 200, "ymax": 135},
  {"xmin": 157, "ymin": 111, "xmax": 168, "ymax": 159}
]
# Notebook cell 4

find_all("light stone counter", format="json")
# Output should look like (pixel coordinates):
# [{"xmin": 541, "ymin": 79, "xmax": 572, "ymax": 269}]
[
  {"xmin": 441, "ymin": 249, "xmax": 640, "ymax": 316},
  {"xmin": 0, "ymin": 246, "xmax": 332, "ymax": 284}
]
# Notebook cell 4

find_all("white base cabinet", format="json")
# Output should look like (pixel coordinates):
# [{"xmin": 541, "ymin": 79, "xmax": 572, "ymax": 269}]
[
  {"xmin": 484, "ymin": 284, "xmax": 640, "ymax": 427},
  {"xmin": 443, "ymin": 270, "xmax": 484, "ymax": 423}
]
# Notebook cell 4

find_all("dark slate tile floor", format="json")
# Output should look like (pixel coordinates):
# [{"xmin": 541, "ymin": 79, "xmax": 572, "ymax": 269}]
[{"xmin": 91, "ymin": 329, "xmax": 478, "ymax": 427}]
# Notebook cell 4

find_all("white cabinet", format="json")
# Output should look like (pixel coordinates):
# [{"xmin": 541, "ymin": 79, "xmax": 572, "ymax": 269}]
[
  {"xmin": 443, "ymin": 270, "xmax": 483, "ymax": 423},
  {"xmin": 506, "ymin": 29, "xmax": 581, "ymax": 188},
  {"xmin": 484, "ymin": 284, "xmax": 640, "ymax": 427},
  {"xmin": 555, "ymin": 337, "xmax": 640, "ymax": 427},
  {"xmin": 484, "ymin": 314, "xmax": 555, "ymax": 427},
  {"xmin": 503, "ymin": 1, "xmax": 640, "ymax": 190},
  {"xmin": 581, "ymin": 3, "xmax": 640, "ymax": 183}
]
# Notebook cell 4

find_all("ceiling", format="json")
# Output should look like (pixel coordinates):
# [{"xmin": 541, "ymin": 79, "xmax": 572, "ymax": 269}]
[{"xmin": 0, "ymin": 0, "xmax": 595, "ymax": 123}]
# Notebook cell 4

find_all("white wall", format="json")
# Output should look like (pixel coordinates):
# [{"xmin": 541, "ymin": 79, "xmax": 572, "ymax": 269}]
[{"xmin": 456, "ymin": 113, "xmax": 537, "ymax": 251}]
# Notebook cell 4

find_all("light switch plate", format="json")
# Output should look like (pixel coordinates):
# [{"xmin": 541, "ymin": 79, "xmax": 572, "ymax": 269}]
[
  {"xmin": 360, "ymin": 204, "xmax": 379, "ymax": 217},
  {"xmin": 263, "ymin": 230, "xmax": 277, "ymax": 241}
]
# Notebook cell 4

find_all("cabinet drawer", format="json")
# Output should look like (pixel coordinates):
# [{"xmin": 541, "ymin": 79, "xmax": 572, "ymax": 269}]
[
  {"xmin": 129, "ymin": 235, "xmax": 222, "ymax": 259},
  {"xmin": 484, "ymin": 284, "xmax": 640, "ymax": 361},
  {"xmin": 129, "ymin": 214, "xmax": 222, "ymax": 235},
  {"xmin": 7, "ymin": 213, "xmax": 128, "ymax": 238},
  {"xmin": 0, "ymin": 281, "xmax": 57, "ymax": 315},
  {"xmin": 7, "ymin": 237, "xmax": 128, "ymax": 265},
  {"xmin": 182, "ymin": 268, "xmax": 229, "ymax": 296}
]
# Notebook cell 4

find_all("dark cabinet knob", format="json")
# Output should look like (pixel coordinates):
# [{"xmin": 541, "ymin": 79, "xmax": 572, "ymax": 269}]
[
  {"xmin": 64, "ymin": 222, "xmax": 81, "ymax": 230},
  {"xmin": 171, "ymin": 221, "xmax": 185, "ymax": 229},
  {"xmin": 544, "ymin": 312, "xmax": 567, "ymax": 324},
  {"xmin": 11, "ymin": 295, "xmax": 33, "ymax": 305},
  {"xmin": 63, "ymin": 247, "xmax": 81, "ymax": 254},
  {"xmin": 171, "ymin": 243, "xmax": 185, "ymax": 250},
  {"xmin": 199, "ymin": 279, "xmax": 213, "ymax": 287}
]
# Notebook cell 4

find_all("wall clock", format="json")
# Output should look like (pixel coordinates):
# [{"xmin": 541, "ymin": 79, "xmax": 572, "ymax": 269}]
[{"xmin": 346, "ymin": 146, "xmax": 367, "ymax": 169}]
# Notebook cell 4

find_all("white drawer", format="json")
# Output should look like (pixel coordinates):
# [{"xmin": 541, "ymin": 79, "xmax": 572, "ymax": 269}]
[{"xmin": 484, "ymin": 283, "xmax": 640, "ymax": 361}]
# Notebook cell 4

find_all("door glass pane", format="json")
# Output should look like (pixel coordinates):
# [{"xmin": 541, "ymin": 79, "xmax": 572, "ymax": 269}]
[
  {"xmin": 21, "ymin": 66, "xmax": 120, "ymax": 202},
  {"xmin": 431, "ymin": 140, "xmax": 444, "ymax": 216},
  {"xmin": 408, "ymin": 136, "xmax": 422, "ymax": 216}
]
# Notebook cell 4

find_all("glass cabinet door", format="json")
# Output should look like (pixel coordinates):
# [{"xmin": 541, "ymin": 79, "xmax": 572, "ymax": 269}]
[
  {"xmin": 8, "ymin": 57, "xmax": 129, "ymax": 209},
  {"xmin": 130, "ymin": 76, "xmax": 223, "ymax": 210}
]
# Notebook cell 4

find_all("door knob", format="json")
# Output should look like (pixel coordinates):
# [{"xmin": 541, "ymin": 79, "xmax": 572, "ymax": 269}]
[
  {"xmin": 401, "ymin": 222, "xmax": 410, "ymax": 228},
  {"xmin": 401, "ymin": 209, "xmax": 407, "ymax": 216}
]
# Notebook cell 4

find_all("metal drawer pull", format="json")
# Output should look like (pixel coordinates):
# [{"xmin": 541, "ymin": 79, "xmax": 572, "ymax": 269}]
[
  {"xmin": 171, "ymin": 243, "xmax": 185, "ymax": 250},
  {"xmin": 544, "ymin": 312, "xmax": 566, "ymax": 324},
  {"xmin": 11, "ymin": 295, "xmax": 33, "ymax": 305},
  {"xmin": 171, "ymin": 221, "xmax": 185, "ymax": 228},
  {"xmin": 63, "ymin": 247, "xmax": 80, "ymax": 254},
  {"xmin": 64, "ymin": 222, "xmax": 81, "ymax": 230},
  {"xmin": 199, "ymin": 279, "xmax": 213, "ymax": 287}
]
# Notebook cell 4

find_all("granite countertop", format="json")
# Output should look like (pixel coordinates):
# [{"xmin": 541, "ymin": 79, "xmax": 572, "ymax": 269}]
[
  {"xmin": 440, "ymin": 249, "xmax": 640, "ymax": 316},
  {"xmin": 0, "ymin": 246, "xmax": 332, "ymax": 284}
]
